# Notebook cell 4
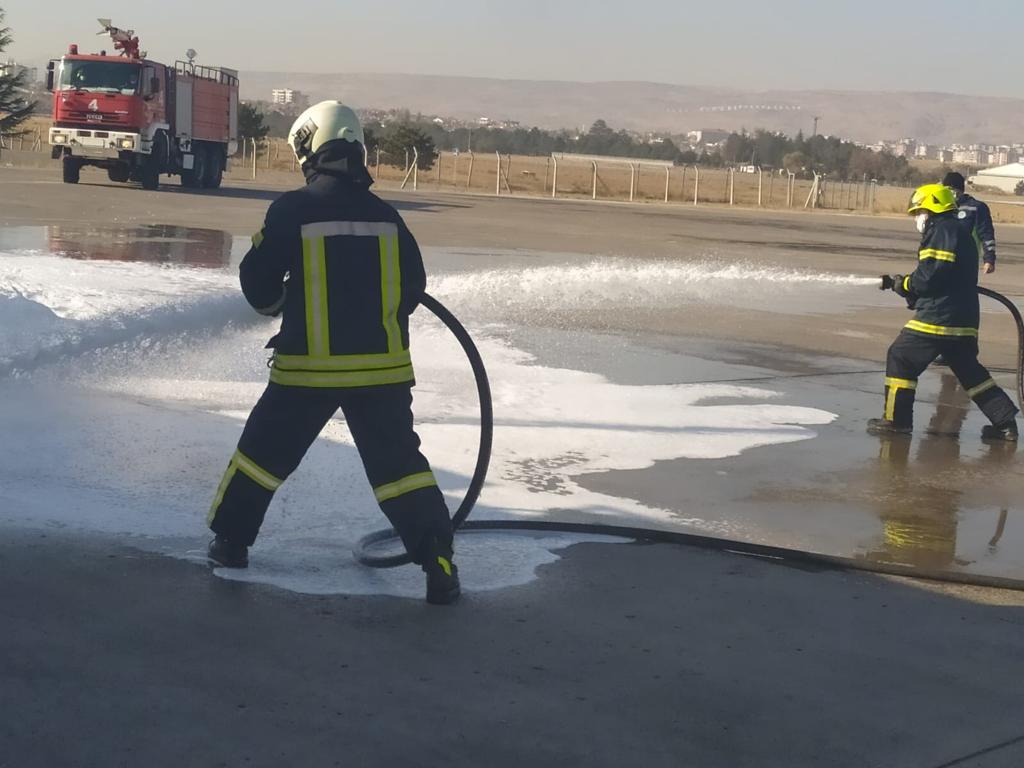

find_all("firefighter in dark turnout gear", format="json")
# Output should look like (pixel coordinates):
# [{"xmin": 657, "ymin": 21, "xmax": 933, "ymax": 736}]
[
  {"xmin": 942, "ymin": 171, "xmax": 997, "ymax": 274},
  {"xmin": 868, "ymin": 184, "xmax": 1018, "ymax": 441},
  {"xmin": 207, "ymin": 101, "xmax": 460, "ymax": 604}
]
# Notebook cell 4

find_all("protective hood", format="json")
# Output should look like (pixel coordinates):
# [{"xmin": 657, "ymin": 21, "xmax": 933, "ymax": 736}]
[{"xmin": 302, "ymin": 139, "xmax": 373, "ymax": 187}]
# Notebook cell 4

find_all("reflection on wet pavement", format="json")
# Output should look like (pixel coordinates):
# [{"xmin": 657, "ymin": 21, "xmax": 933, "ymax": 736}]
[
  {"xmin": 0, "ymin": 224, "xmax": 241, "ymax": 268},
  {"xmin": 861, "ymin": 376, "xmax": 1018, "ymax": 574}
]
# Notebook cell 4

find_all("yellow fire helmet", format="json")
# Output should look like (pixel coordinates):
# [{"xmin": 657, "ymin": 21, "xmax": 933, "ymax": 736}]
[{"xmin": 907, "ymin": 183, "xmax": 957, "ymax": 215}]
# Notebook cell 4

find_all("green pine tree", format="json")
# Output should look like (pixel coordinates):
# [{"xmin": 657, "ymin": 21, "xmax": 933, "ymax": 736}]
[{"xmin": 0, "ymin": 8, "xmax": 33, "ymax": 134}]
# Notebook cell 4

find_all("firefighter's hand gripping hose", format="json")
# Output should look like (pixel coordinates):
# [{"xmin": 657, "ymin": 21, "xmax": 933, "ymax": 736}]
[{"xmin": 354, "ymin": 291, "xmax": 1024, "ymax": 591}]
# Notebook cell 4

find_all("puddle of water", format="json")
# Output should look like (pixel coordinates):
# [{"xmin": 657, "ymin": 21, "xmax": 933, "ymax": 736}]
[{"xmin": 0, "ymin": 224, "xmax": 246, "ymax": 268}]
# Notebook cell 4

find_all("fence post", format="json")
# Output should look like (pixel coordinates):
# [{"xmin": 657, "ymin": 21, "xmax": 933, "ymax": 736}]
[
  {"xmin": 729, "ymin": 168, "xmax": 735, "ymax": 205},
  {"xmin": 452, "ymin": 152, "xmax": 459, "ymax": 187},
  {"xmin": 241, "ymin": 138, "xmax": 247, "ymax": 162},
  {"xmin": 787, "ymin": 173, "xmax": 795, "ymax": 207},
  {"xmin": 664, "ymin": 166, "xmax": 670, "ymax": 203},
  {"xmin": 551, "ymin": 155, "xmax": 558, "ymax": 198},
  {"xmin": 436, "ymin": 151, "xmax": 443, "ymax": 185},
  {"xmin": 629, "ymin": 163, "xmax": 637, "ymax": 202},
  {"xmin": 467, "ymin": 151, "xmax": 475, "ymax": 190},
  {"xmin": 502, "ymin": 154, "xmax": 512, "ymax": 194},
  {"xmin": 757, "ymin": 167, "xmax": 763, "ymax": 207},
  {"xmin": 693, "ymin": 166, "xmax": 700, "ymax": 205},
  {"xmin": 768, "ymin": 170, "xmax": 774, "ymax": 205},
  {"xmin": 592, "ymin": 160, "xmax": 598, "ymax": 199},
  {"xmin": 679, "ymin": 166, "xmax": 687, "ymax": 201},
  {"xmin": 413, "ymin": 148, "xmax": 419, "ymax": 190},
  {"xmin": 251, "ymin": 138, "xmax": 257, "ymax": 180},
  {"xmin": 495, "ymin": 151, "xmax": 501, "ymax": 196}
]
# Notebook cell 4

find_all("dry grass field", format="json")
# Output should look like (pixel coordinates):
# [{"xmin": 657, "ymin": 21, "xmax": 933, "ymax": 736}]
[{"xmin": 11, "ymin": 115, "xmax": 1024, "ymax": 222}]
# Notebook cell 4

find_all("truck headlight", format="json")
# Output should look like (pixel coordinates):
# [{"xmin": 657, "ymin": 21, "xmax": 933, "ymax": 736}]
[
  {"xmin": 52, "ymin": 134, "xmax": 67, "ymax": 144},
  {"xmin": 119, "ymin": 138, "xmax": 135, "ymax": 149}
]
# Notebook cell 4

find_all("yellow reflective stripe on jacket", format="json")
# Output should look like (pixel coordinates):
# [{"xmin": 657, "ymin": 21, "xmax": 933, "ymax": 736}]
[
  {"xmin": 233, "ymin": 450, "xmax": 283, "ymax": 491},
  {"xmin": 251, "ymin": 228, "xmax": 265, "ymax": 248},
  {"xmin": 273, "ymin": 350, "xmax": 412, "ymax": 372},
  {"xmin": 884, "ymin": 377, "xmax": 917, "ymax": 421},
  {"xmin": 379, "ymin": 233, "xmax": 403, "ymax": 353},
  {"xmin": 373, "ymin": 471, "xmax": 437, "ymax": 503},
  {"xmin": 303, "ymin": 235, "xmax": 330, "ymax": 357},
  {"xmin": 967, "ymin": 379, "xmax": 997, "ymax": 398},
  {"xmin": 919, "ymin": 248, "xmax": 956, "ymax": 262},
  {"xmin": 269, "ymin": 365, "xmax": 415, "ymax": 388},
  {"xmin": 905, "ymin": 320, "xmax": 978, "ymax": 337}
]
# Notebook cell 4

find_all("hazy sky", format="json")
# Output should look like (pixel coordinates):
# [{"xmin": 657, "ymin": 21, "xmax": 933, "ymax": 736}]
[{"xmin": 3, "ymin": 0, "xmax": 1020, "ymax": 97}]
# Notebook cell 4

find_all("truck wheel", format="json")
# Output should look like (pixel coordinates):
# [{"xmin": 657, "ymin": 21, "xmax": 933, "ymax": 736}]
[
  {"xmin": 183, "ymin": 145, "xmax": 207, "ymax": 189},
  {"xmin": 203, "ymin": 150, "xmax": 224, "ymax": 189},
  {"xmin": 107, "ymin": 165, "xmax": 130, "ymax": 183},
  {"xmin": 140, "ymin": 133, "xmax": 166, "ymax": 190},
  {"xmin": 62, "ymin": 158, "xmax": 81, "ymax": 184}
]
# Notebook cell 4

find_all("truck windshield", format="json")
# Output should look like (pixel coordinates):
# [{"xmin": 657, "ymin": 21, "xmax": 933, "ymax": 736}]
[{"xmin": 58, "ymin": 61, "xmax": 141, "ymax": 95}]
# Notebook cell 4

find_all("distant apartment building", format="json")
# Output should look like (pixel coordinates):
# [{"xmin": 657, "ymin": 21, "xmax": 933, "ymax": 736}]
[
  {"xmin": 892, "ymin": 138, "xmax": 916, "ymax": 158},
  {"xmin": 915, "ymin": 144, "xmax": 934, "ymax": 160},
  {"xmin": 936, "ymin": 149, "xmax": 954, "ymax": 163},
  {"xmin": 0, "ymin": 59, "xmax": 38, "ymax": 83},
  {"xmin": 987, "ymin": 148, "xmax": 1018, "ymax": 166},
  {"xmin": 952, "ymin": 148, "xmax": 985, "ymax": 165},
  {"xmin": 271, "ymin": 89, "xmax": 309, "ymax": 110}
]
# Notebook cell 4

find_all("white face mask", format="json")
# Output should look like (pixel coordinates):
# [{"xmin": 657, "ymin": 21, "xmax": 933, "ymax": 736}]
[{"xmin": 915, "ymin": 213, "xmax": 929, "ymax": 234}]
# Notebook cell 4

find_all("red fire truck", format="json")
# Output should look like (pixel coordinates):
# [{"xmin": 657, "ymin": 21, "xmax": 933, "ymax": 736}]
[{"xmin": 47, "ymin": 20, "xmax": 238, "ymax": 190}]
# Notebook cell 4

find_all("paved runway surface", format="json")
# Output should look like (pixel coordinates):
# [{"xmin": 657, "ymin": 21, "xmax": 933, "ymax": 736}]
[{"xmin": 2, "ymin": 166, "xmax": 1023, "ymax": 767}]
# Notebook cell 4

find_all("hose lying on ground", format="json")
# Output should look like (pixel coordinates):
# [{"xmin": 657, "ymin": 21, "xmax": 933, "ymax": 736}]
[{"xmin": 354, "ymin": 290, "xmax": 1024, "ymax": 591}]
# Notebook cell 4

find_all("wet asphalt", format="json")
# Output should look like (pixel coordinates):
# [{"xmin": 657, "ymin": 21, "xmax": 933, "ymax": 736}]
[{"xmin": 2, "ymin": 166, "xmax": 1024, "ymax": 766}]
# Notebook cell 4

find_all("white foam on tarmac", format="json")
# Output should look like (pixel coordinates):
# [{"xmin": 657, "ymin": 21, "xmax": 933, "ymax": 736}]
[{"xmin": 0, "ymin": 253, "xmax": 838, "ymax": 598}]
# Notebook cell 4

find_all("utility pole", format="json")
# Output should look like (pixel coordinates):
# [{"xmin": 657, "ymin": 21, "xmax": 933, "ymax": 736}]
[{"xmin": 812, "ymin": 116, "xmax": 821, "ymax": 138}]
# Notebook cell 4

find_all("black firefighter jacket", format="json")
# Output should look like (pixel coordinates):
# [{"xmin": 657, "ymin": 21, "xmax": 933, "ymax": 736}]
[
  {"xmin": 902, "ymin": 211, "xmax": 980, "ymax": 338},
  {"xmin": 239, "ymin": 159, "xmax": 426, "ymax": 389},
  {"xmin": 955, "ymin": 192, "xmax": 997, "ymax": 266}
]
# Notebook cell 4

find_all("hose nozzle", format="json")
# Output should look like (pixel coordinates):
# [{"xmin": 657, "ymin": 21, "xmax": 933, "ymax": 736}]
[{"xmin": 880, "ymin": 274, "xmax": 895, "ymax": 291}]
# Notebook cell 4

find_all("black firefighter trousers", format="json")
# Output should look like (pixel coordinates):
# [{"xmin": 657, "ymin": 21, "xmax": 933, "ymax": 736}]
[
  {"xmin": 884, "ymin": 329, "xmax": 1018, "ymax": 429},
  {"xmin": 208, "ymin": 383, "xmax": 452, "ymax": 564}
]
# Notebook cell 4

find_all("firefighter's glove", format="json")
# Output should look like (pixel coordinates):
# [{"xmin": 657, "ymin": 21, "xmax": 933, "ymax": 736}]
[{"xmin": 891, "ymin": 275, "xmax": 913, "ymax": 298}]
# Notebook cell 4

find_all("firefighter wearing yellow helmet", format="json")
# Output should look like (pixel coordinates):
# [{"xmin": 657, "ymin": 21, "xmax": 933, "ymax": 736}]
[
  {"xmin": 206, "ymin": 101, "xmax": 460, "ymax": 604},
  {"xmin": 869, "ymin": 184, "xmax": 1018, "ymax": 440}
]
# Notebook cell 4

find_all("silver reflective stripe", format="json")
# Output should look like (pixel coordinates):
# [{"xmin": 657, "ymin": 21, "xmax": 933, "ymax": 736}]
[
  {"xmin": 255, "ymin": 289, "xmax": 287, "ymax": 317},
  {"xmin": 301, "ymin": 221, "xmax": 398, "ymax": 238},
  {"xmin": 960, "ymin": 205, "xmax": 978, "ymax": 212}
]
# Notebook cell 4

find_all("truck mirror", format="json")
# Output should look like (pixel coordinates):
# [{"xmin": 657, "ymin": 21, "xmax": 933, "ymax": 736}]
[{"xmin": 46, "ymin": 61, "xmax": 56, "ymax": 92}]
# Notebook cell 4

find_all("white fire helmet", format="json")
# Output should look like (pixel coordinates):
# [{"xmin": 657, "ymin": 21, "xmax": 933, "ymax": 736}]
[{"xmin": 287, "ymin": 100, "xmax": 364, "ymax": 164}]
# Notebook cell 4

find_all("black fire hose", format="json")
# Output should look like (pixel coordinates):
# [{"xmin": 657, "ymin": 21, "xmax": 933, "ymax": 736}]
[
  {"xmin": 354, "ymin": 292, "xmax": 1024, "ymax": 592},
  {"xmin": 978, "ymin": 286, "xmax": 1024, "ymax": 409}
]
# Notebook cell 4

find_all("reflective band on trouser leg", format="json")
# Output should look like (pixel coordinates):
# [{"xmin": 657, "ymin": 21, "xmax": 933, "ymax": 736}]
[
  {"xmin": 884, "ymin": 377, "xmax": 917, "ymax": 422},
  {"xmin": 303, "ymin": 235, "xmax": 330, "ymax": 357},
  {"xmin": 207, "ymin": 449, "xmax": 283, "ymax": 525},
  {"xmin": 967, "ymin": 379, "xmax": 997, "ymax": 399},
  {"xmin": 208, "ymin": 463, "xmax": 239, "ymax": 525},
  {"xmin": 374, "ymin": 471, "xmax": 438, "ymax": 503},
  {"xmin": 904, "ymin": 320, "xmax": 978, "ymax": 337},
  {"xmin": 379, "ymin": 233, "xmax": 403, "ymax": 353}
]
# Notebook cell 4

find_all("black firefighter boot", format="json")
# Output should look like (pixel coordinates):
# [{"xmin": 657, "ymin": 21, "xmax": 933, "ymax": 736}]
[
  {"xmin": 207, "ymin": 535, "xmax": 249, "ymax": 568},
  {"xmin": 981, "ymin": 419, "xmax": 1019, "ymax": 443},
  {"xmin": 419, "ymin": 534, "xmax": 460, "ymax": 605}
]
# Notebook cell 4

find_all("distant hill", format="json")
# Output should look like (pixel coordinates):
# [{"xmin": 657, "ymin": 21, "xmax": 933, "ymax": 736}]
[{"xmin": 240, "ymin": 71, "xmax": 1024, "ymax": 146}]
